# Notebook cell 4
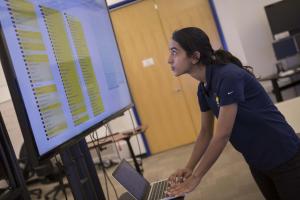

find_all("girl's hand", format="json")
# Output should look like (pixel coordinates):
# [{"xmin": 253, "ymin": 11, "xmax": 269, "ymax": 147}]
[
  {"xmin": 166, "ymin": 175, "xmax": 202, "ymax": 197},
  {"xmin": 168, "ymin": 168, "xmax": 192, "ymax": 185}
]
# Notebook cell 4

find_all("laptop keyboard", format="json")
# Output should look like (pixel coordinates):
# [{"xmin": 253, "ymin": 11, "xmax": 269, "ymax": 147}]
[{"xmin": 148, "ymin": 180, "xmax": 168, "ymax": 200}]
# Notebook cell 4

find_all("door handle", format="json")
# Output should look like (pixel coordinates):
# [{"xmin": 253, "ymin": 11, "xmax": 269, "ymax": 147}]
[{"xmin": 174, "ymin": 88, "xmax": 182, "ymax": 92}]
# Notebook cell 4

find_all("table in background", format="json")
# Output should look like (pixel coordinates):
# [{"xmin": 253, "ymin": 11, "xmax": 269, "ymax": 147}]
[
  {"xmin": 87, "ymin": 125, "xmax": 148, "ymax": 174},
  {"xmin": 260, "ymin": 67, "xmax": 300, "ymax": 102}
]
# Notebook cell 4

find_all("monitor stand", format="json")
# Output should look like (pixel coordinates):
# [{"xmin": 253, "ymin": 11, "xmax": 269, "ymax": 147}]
[
  {"xmin": 0, "ymin": 113, "xmax": 30, "ymax": 200},
  {"xmin": 0, "ymin": 111, "xmax": 106, "ymax": 200},
  {"xmin": 60, "ymin": 139, "xmax": 106, "ymax": 200}
]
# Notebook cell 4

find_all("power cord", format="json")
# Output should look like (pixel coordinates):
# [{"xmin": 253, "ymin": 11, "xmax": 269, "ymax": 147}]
[
  {"xmin": 94, "ymin": 126, "xmax": 109, "ymax": 143},
  {"xmin": 90, "ymin": 132, "xmax": 110, "ymax": 200},
  {"xmin": 54, "ymin": 155, "xmax": 68, "ymax": 200},
  {"xmin": 128, "ymin": 110, "xmax": 143, "ymax": 169},
  {"xmin": 106, "ymin": 123, "xmax": 122, "ymax": 162},
  {"xmin": 91, "ymin": 131, "xmax": 119, "ymax": 199},
  {"xmin": 87, "ymin": 110, "xmax": 144, "ymax": 199},
  {"xmin": 90, "ymin": 131, "xmax": 119, "ymax": 200},
  {"xmin": 94, "ymin": 129, "xmax": 119, "ymax": 199}
]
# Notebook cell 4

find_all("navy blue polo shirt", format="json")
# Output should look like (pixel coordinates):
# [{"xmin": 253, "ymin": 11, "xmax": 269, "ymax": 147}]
[{"xmin": 198, "ymin": 63, "xmax": 300, "ymax": 170}]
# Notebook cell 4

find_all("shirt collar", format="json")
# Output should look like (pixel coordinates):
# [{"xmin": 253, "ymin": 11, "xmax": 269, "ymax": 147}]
[{"xmin": 204, "ymin": 64, "xmax": 214, "ymax": 91}]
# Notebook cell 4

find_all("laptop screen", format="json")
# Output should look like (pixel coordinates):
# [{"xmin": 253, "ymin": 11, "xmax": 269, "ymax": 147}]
[{"xmin": 113, "ymin": 160, "xmax": 150, "ymax": 200}]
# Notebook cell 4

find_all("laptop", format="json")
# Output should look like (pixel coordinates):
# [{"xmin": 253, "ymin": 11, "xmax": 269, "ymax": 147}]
[{"xmin": 112, "ymin": 159, "xmax": 183, "ymax": 200}]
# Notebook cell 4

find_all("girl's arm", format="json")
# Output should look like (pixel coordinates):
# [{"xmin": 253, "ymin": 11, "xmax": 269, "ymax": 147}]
[
  {"xmin": 167, "ymin": 103, "xmax": 238, "ymax": 196},
  {"xmin": 185, "ymin": 110, "xmax": 214, "ymax": 171},
  {"xmin": 192, "ymin": 103, "xmax": 237, "ymax": 178},
  {"xmin": 168, "ymin": 110, "xmax": 214, "ymax": 183}
]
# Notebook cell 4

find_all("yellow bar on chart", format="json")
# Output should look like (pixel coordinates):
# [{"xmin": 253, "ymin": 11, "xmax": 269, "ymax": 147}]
[
  {"xmin": 46, "ymin": 122, "xmax": 68, "ymax": 137},
  {"xmin": 34, "ymin": 84, "xmax": 57, "ymax": 95},
  {"xmin": 24, "ymin": 54, "xmax": 48, "ymax": 63},
  {"xmin": 41, "ymin": 6, "xmax": 89, "ymax": 126},
  {"xmin": 16, "ymin": 30, "xmax": 42, "ymax": 40},
  {"xmin": 21, "ymin": 42, "xmax": 45, "ymax": 51},
  {"xmin": 66, "ymin": 15, "xmax": 104, "ymax": 116}
]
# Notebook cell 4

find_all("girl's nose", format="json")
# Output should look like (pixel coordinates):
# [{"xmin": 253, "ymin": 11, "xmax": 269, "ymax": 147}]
[{"xmin": 168, "ymin": 55, "xmax": 173, "ymax": 64}]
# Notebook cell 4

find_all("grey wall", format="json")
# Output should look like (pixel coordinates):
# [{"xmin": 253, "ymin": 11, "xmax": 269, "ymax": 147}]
[{"xmin": 213, "ymin": 0, "xmax": 298, "ymax": 101}]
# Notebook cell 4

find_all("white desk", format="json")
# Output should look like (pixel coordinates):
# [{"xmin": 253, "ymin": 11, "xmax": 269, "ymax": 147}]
[{"xmin": 276, "ymin": 97, "xmax": 300, "ymax": 133}]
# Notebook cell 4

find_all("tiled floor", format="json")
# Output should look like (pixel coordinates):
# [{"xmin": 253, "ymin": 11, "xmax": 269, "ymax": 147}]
[{"xmin": 29, "ymin": 143, "xmax": 264, "ymax": 200}]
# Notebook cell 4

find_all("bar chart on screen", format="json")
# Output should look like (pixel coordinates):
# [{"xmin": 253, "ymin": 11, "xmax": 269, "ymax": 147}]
[
  {"xmin": 66, "ymin": 14, "xmax": 105, "ymax": 117},
  {"xmin": 6, "ymin": 0, "xmax": 68, "ymax": 139},
  {"xmin": 40, "ymin": 6, "xmax": 90, "ymax": 126}
]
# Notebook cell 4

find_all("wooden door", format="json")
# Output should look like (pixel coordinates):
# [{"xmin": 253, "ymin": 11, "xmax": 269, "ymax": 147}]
[
  {"xmin": 155, "ymin": 0, "xmax": 222, "ymax": 132},
  {"xmin": 110, "ymin": 0, "xmax": 197, "ymax": 153}
]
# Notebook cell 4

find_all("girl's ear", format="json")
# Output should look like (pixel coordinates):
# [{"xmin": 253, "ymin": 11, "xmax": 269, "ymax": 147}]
[{"xmin": 191, "ymin": 51, "xmax": 201, "ymax": 64}]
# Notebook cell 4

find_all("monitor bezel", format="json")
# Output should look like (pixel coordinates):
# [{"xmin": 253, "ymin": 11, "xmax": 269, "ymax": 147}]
[
  {"xmin": 0, "ymin": 0, "xmax": 136, "ymax": 163},
  {"xmin": 264, "ymin": 1, "xmax": 300, "ymax": 36}
]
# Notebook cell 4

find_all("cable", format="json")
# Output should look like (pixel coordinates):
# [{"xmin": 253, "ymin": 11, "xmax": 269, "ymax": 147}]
[
  {"xmin": 128, "ymin": 110, "xmax": 143, "ymax": 168},
  {"xmin": 93, "ymin": 130, "xmax": 119, "ymax": 199},
  {"xmin": 94, "ymin": 126, "xmax": 122, "ymax": 166},
  {"xmin": 87, "ymin": 110, "xmax": 143, "ymax": 199},
  {"xmin": 54, "ymin": 155, "xmax": 68, "ymax": 200},
  {"xmin": 90, "ymin": 132, "xmax": 110, "ymax": 200},
  {"xmin": 93, "ymin": 128, "xmax": 109, "ymax": 144},
  {"xmin": 90, "ymin": 132, "xmax": 119, "ymax": 200},
  {"xmin": 106, "ymin": 123, "xmax": 122, "ymax": 161}
]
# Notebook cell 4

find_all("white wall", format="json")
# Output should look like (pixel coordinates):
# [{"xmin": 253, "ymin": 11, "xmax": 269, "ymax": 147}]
[
  {"xmin": 212, "ymin": 0, "xmax": 300, "ymax": 100},
  {"xmin": 213, "ymin": 0, "xmax": 282, "ymax": 77},
  {"xmin": 106, "ymin": 0, "xmax": 127, "ymax": 6},
  {"xmin": 0, "ymin": 100, "xmax": 23, "ymax": 158},
  {"xmin": 0, "ymin": 63, "xmax": 10, "ymax": 102},
  {"xmin": 85, "ymin": 109, "xmax": 146, "ymax": 156}
]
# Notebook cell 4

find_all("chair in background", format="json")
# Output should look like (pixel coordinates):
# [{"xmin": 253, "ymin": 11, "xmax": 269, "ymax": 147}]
[
  {"xmin": 0, "ymin": 153, "xmax": 9, "ymax": 198},
  {"xmin": 18, "ymin": 144, "xmax": 69, "ymax": 200}
]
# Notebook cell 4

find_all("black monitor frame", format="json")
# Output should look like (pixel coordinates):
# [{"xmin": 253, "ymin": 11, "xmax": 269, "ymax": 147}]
[
  {"xmin": 0, "ymin": 112, "xmax": 30, "ymax": 199},
  {"xmin": 0, "ymin": 113, "xmax": 16, "ymax": 189},
  {"xmin": 265, "ymin": 0, "xmax": 300, "ymax": 36},
  {"xmin": 0, "ymin": 0, "xmax": 135, "ymax": 164}
]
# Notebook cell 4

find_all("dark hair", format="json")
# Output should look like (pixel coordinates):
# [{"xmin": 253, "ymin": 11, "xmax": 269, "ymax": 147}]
[{"xmin": 172, "ymin": 27, "xmax": 253, "ymax": 75}]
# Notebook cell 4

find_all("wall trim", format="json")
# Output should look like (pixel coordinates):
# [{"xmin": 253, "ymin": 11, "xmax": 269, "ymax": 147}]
[{"xmin": 208, "ymin": 0, "xmax": 228, "ymax": 50}]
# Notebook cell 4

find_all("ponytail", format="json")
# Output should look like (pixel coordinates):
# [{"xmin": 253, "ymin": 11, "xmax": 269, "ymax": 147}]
[{"xmin": 213, "ymin": 49, "xmax": 254, "ymax": 75}]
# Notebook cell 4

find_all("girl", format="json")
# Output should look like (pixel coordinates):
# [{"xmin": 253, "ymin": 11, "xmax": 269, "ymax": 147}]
[{"xmin": 166, "ymin": 27, "xmax": 300, "ymax": 200}]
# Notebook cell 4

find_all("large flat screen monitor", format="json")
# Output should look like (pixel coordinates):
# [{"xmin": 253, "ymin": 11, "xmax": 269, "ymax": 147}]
[
  {"xmin": 265, "ymin": 0, "xmax": 300, "ymax": 35},
  {"xmin": 0, "ymin": 0, "xmax": 133, "ymax": 160}
]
